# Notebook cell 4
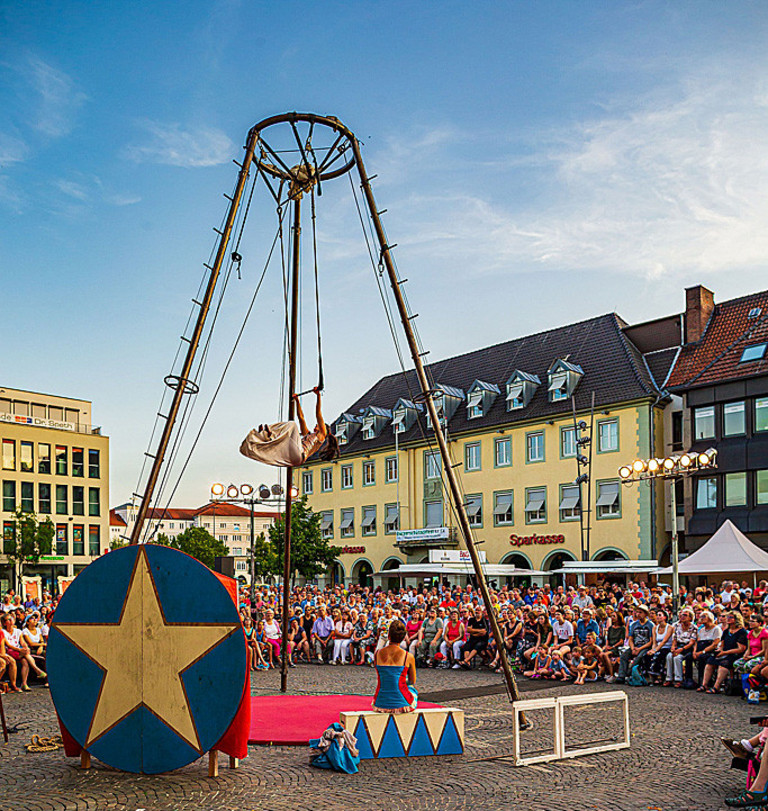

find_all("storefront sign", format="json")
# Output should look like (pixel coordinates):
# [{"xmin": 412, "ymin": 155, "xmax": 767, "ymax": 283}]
[
  {"xmin": 0, "ymin": 413, "xmax": 75, "ymax": 431},
  {"xmin": 41, "ymin": 556, "xmax": 65, "ymax": 562},
  {"xmin": 340, "ymin": 545, "xmax": 366, "ymax": 554},
  {"xmin": 510, "ymin": 533, "xmax": 565, "ymax": 547},
  {"xmin": 396, "ymin": 527, "xmax": 449, "ymax": 543},
  {"xmin": 429, "ymin": 549, "xmax": 487, "ymax": 563}
]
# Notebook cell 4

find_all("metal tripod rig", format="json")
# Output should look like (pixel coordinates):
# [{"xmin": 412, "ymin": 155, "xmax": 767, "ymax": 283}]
[{"xmin": 128, "ymin": 112, "xmax": 527, "ymax": 716}]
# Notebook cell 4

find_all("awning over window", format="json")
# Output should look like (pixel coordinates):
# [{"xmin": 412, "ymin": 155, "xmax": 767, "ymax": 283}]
[
  {"xmin": 559, "ymin": 490, "xmax": 581, "ymax": 510},
  {"xmin": 465, "ymin": 500, "xmax": 481, "ymax": 517},
  {"xmin": 467, "ymin": 390, "xmax": 483, "ymax": 408},
  {"xmin": 596, "ymin": 483, "xmax": 620, "ymax": 507},
  {"xmin": 320, "ymin": 514, "xmax": 333, "ymax": 530},
  {"xmin": 506, "ymin": 383, "xmax": 524, "ymax": 401},
  {"xmin": 340, "ymin": 514, "xmax": 354, "ymax": 530},
  {"xmin": 525, "ymin": 492, "xmax": 545, "ymax": 512},
  {"xmin": 334, "ymin": 424, "xmax": 347, "ymax": 439},
  {"xmin": 385, "ymin": 505, "xmax": 400, "ymax": 522},
  {"xmin": 548, "ymin": 372, "xmax": 568, "ymax": 392},
  {"xmin": 361, "ymin": 511, "xmax": 376, "ymax": 528},
  {"xmin": 493, "ymin": 494, "xmax": 514, "ymax": 516},
  {"xmin": 392, "ymin": 410, "xmax": 406, "ymax": 428}
]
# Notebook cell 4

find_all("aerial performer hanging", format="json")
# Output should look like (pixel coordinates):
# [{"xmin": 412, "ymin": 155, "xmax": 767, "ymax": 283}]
[{"xmin": 239, "ymin": 387, "xmax": 339, "ymax": 467}]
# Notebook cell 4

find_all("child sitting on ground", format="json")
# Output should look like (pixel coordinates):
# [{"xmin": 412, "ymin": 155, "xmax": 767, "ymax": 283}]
[
  {"xmin": 547, "ymin": 649, "xmax": 571, "ymax": 680},
  {"xmin": 574, "ymin": 646, "xmax": 600, "ymax": 685}
]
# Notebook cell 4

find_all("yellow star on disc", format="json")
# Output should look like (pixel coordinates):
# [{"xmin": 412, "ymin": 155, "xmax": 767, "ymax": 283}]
[{"xmin": 55, "ymin": 547, "xmax": 239, "ymax": 751}]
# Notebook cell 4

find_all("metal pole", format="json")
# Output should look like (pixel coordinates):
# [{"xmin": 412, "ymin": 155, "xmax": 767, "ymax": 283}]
[
  {"xmin": 349, "ymin": 138, "xmax": 528, "ymax": 722},
  {"xmin": 585, "ymin": 391, "xmax": 595, "ymax": 562},
  {"xmin": 280, "ymin": 192, "xmax": 301, "ymax": 693},
  {"xmin": 130, "ymin": 130, "xmax": 259, "ymax": 544},
  {"xmin": 670, "ymin": 478, "xmax": 680, "ymax": 617},
  {"xmin": 249, "ymin": 498, "xmax": 256, "ymax": 610}
]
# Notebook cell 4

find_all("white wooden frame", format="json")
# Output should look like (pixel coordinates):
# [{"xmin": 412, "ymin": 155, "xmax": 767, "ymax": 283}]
[{"xmin": 511, "ymin": 691, "xmax": 630, "ymax": 767}]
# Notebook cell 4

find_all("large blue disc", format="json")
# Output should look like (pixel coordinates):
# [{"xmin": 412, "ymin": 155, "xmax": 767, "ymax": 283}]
[{"xmin": 48, "ymin": 544, "xmax": 247, "ymax": 773}]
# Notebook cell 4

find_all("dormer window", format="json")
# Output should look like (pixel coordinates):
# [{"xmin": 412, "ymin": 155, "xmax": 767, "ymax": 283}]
[
  {"xmin": 467, "ymin": 390, "xmax": 483, "ymax": 419},
  {"xmin": 547, "ymin": 360, "xmax": 583, "ymax": 403},
  {"xmin": 466, "ymin": 380, "xmax": 500, "ymax": 419},
  {"xmin": 360, "ymin": 407, "xmax": 392, "ymax": 440},
  {"xmin": 333, "ymin": 413, "xmax": 361, "ymax": 446},
  {"xmin": 391, "ymin": 399, "xmax": 422, "ymax": 435},
  {"xmin": 505, "ymin": 371, "xmax": 540, "ymax": 411},
  {"xmin": 425, "ymin": 385, "xmax": 464, "ymax": 431}
]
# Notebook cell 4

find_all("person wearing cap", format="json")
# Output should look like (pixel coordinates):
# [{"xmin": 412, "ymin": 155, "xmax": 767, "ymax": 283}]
[
  {"xmin": 575, "ymin": 609, "xmax": 600, "ymax": 646},
  {"xmin": 615, "ymin": 605, "xmax": 654, "ymax": 683},
  {"xmin": 571, "ymin": 585, "xmax": 593, "ymax": 611}
]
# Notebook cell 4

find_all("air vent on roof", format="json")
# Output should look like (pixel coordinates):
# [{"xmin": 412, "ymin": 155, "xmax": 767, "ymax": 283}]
[{"xmin": 749, "ymin": 307, "xmax": 763, "ymax": 319}]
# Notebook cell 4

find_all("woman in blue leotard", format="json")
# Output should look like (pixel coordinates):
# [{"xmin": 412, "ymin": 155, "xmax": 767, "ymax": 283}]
[{"xmin": 373, "ymin": 619, "xmax": 418, "ymax": 713}]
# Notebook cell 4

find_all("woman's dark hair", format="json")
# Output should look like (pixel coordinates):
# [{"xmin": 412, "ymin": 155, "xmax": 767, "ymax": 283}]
[
  {"xmin": 318, "ymin": 433, "xmax": 340, "ymax": 461},
  {"xmin": 388, "ymin": 619, "xmax": 407, "ymax": 645}
]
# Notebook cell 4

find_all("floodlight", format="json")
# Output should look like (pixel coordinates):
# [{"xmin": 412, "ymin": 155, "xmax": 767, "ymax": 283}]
[
  {"xmin": 679, "ymin": 454, "xmax": 693, "ymax": 468},
  {"xmin": 272, "ymin": 484, "xmax": 284, "ymax": 496},
  {"xmin": 618, "ymin": 466, "xmax": 632, "ymax": 479},
  {"xmin": 575, "ymin": 474, "xmax": 589, "ymax": 485},
  {"xmin": 632, "ymin": 460, "xmax": 646, "ymax": 473},
  {"xmin": 259, "ymin": 485, "xmax": 271, "ymax": 499},
  {"xmin": 240, "ymin": 484, "xmax": 254, "ymax": 496},
  {"xmin": 647, "ymin": 459, "xmax": 660, "ymax": 473},
  {"xmin": 699, "ymin": 448, "xmax": 717, "ymax": 466},
  {"xmin": 663, "ymin": 457, "xmax": 676, "ymax": 470},
  {"xmin": 227, "ymin": 485, "xmax": 239, "ymax": 499},
  {"xmin": 577, "ymin": 420, "xmax": 587, "ymax": 430},
  {"xmin": 290, "ymin": 486, "xmax": 299, "ymax": 498},
  {"xmin": 211, "ymin": 482, "xmax": 225, "ymax": 497},
  {"xmin": 577, "ymin": 455, "xmax": 588, "ymax": 465}
]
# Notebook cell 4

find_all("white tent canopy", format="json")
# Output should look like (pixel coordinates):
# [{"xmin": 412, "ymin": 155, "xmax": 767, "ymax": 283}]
[{"xmin": 659, "ymin": 520, "xmax": 768, "ymax": 575}]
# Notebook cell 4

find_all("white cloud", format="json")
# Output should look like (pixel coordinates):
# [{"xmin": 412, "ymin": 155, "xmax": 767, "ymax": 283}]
[
  {"xmin": 122, "ymin": 121, "xmax": 236, "ymax": 168},
  {"xmin": 377, "ymin": 73, "xmax": 768, "ymax": 280},
  {"xmin": 55, "ymin": 179, "xmax": 89, "ymax": 201},
  {"xmin": 25, "ymin": 56, "xmax": 87, "ymax": 138},
  {"xmin": 0, "ymin": 133, "xmax": 30, "ymax": 166}
]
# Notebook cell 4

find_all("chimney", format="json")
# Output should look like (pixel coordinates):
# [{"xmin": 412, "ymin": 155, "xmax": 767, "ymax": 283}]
[{"xmin": 684, "ymin": 285, "xmax": 714, "ymax": 343}]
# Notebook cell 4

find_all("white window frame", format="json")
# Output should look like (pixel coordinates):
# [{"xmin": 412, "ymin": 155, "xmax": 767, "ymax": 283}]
[
  {"xmin": 495, "ymin": 437, "xmax": 511, "ymax": 467},
  {"xmin": 561, "ymin": 426, "xmax": 576, "ymax": 458},
  {"xmin": 363, "ymin": 460, "xmax": 375, "ymax": 486},
  {"xmin": 361, "ymin": 505, "xmax": 376, "ymax": 536},
  {"xmin": 321, "ymin": 468, "xmax": 333, "ymax": 492},
  {"xmin": 341, "ymin": 464, "xmax": 353, "ymax": 489},
  {"xmin": 493, "ymin": 491, "xmax": 514, "ymax": 526},
  {"xmin": 527, "ymin": 431, "xmax": 545, "ymax": 463},
  {"xmin": 340, "ymin": 508, "xmax": 355, "ymax": 538},
  {"xmin": 466, "ymin": 494, "xmax": 482, "ymax": 527},
  {"xmin": 385, "ymin": 456, "xmax": 399, "ymax": 483},
  {"xmin": 424, "ymin": 500, "xmax": 443, "ymax": 528},
  {"xmin": 384, "ymin": 503, "xmax": 400, "ymax": 533},
  {"xmin": 465, "ymin": 442, "xmax": 481, "ymax": 472},
  {"xmin": 595, "ymin": 481, "xmax": 621, "ymax": 519},
  {"xmin": 559, "ymin": 484, "xmax": 581, "ymax": 521},
  {"xmin": 321, "ymin": 511, "xmax": 334, "ymax": 540},
  {"xmin": 467, "ymin": 389, "xmax": 484, "ymax": 419},
  {"xmin": 302, "ymin": 471, "xmax": 313, "ymax": 495},
  {"xmin": 597, "ymin": 419, "xmax": 619, "ymax": 453},
  {"xmin": 362, "ymin": 415, "xmax": 376, "ymax": 440},
  {"xmin": 525, "ymin": 487, "xmax": 547, "ymax": 524},
  {"xmin": 425, "ymin": 451, "xmax": 441, "ymax": 480}
]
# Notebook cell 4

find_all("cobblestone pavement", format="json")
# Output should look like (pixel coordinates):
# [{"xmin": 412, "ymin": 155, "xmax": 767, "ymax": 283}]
[{"xmin": 0, "ymin": 665, "xmax": 751, "ymax": 811}]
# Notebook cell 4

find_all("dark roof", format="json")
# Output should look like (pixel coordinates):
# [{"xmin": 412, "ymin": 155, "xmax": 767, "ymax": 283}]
[
  {"xmin": 667, "ymin": 290, "xmax": 768, "ymax": 390},
  {"xmin": 332, "ymin": 313, "xmax": 659, "ymax": 457},
  {"xmin": 643, "ymin": 347, "xmax": 680, "ymax": 390}
]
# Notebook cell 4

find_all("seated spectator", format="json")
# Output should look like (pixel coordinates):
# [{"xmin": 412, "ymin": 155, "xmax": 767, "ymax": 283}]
[
  {"xmin": 698, "ymin": 612, "xmax": 748, "ymax": 694},
  {"xmin": 574, "ymin": 646, "xmax": 600, "ymax": 684},
  {"xmin": 417, "ymin": 607, "xmax": 444, "ymax": 667},
  {"xmin": 692, "ymin": 610, "xmax": 721, "ymax": 685},
  {"xmin": 547, "ymin": 649, "xmax": 571, "ymax": 680},
  {"xmin": 648, "ymin": 610, "xmax": 673, "ymax": 685},
  {"xmin": 350, "ymin": 610, "xmax": 371, "ymax": 665},
  {"xmin": 263, "ymin": 609, "xmax": 282, "ymax": 665},
  {"xmin": 441, "ymin": 609, "xmax": 465, "ymax": 668},
  {"xmin": 0, "ymin": 632, "xmax": 20, "ymax": 692},
  {"xmin": 288, "ymin": 617, "xmax": 310, "ymax": 666},
  {"xmin": 583, "ymin": 631, "xmax": 613, "ymax": 679},
  {"xmin": 21, "ymin": 614, "xmax": 46, "ymax": 684},
  {"xmin": 403, "ymin": 608, "xmax": 423, "ymax": 656},
  {"xmin": 615, "ymin": 605, "xmax": 654, "ymax": 684},
  {"xmin": 372, "ymin": 620, "xmax": 417, "ymax": 714},
  {"xmin": 311, "ymin": 606, "xmax": 334, "ymax": 663},
  {"xmin": 734, "ymin": 613, "xmax": 768, "ymax": 677},
  {"xmin": 551, "ymin": 610, "xmax": 574, "ymax": 655},
  {"xmin": 575, "ymin": 609, "xmax": 600, "ymax": 646},
  {"xmin": 460, "ymin": 608, "xmax": 489, "ymax": 669},
  {"xmin": 524, "ymin": 647, "xmax": 552, "ymax": 679},
  {"xmin": 1, "ymin": 612, "xmax": 45, "ymax": 690},
  {"xmin": 332, "ymin": 608, "xmax": 353, "ymax": 665}
]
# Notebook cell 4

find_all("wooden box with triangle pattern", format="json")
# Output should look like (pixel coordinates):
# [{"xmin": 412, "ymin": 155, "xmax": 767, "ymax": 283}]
[{"xmin": 339, "ymin": 708, "xmax": 464, "ymax": 759}]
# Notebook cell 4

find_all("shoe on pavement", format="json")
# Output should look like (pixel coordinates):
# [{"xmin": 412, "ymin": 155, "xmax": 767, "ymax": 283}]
[{"xmin": 452, "ymin": 663, "xmax": 461, "ymax": 669}]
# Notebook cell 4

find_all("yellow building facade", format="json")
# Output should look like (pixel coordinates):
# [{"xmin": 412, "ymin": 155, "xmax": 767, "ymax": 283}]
[
  {"xmin": 1, "ymin": 386, "xmax": 110, "ymax": 594},
  {"xmin": 302, "ymin": 314, "xmax": 672, "ymax": 587}
]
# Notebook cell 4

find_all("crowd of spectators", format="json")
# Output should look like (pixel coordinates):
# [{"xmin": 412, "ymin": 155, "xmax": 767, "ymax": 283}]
[
  {"xmin": 238, "ymin": 577, "xmax": 768, "ymax": 699},
  {"xmin": 4, "ymin": 575, "xmax": 768, "ymax": 703}
]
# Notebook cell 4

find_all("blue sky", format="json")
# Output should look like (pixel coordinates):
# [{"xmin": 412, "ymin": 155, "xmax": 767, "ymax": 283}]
[{"xmin": 2, "ymin": 1, "xmax": 768, "ymax": 508}]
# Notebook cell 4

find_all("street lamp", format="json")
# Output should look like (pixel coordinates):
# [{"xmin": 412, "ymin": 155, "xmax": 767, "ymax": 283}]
[
  {"xmin": 208, "ymin": 482, "xmax": 297, "ymax": 607},
  {"xmin": 618, "ymin": 448, "xmax": 717, "ymax": 615}
]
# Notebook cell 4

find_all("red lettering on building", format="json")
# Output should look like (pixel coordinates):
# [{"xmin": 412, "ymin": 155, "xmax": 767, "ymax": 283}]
[
  {"xmin": 509, "ymin": 534, "xmax": 565, "ymax": 547},
  {"xmin": 341, "ymin": 545, "xmax": 366, "ymax": 554}
]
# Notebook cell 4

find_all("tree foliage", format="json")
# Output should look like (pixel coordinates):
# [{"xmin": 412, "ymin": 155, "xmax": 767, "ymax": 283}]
[
  {"xmin": 3, "ymin": 509, "xmax": 55, "ymax": 588},
  {"xmin": 155, "ymin": 526, "xmax": 228, "ymax": 570},
  {"xmin": 252, "ymin": 532, "xmax": 279, "ymax": 580},
  {"xmin": 268, "ymin": 496, "xmax": 342, "ymax": 581}
]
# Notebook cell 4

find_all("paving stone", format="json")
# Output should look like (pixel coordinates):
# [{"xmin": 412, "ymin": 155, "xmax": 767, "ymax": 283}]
[{"xmin": 0, "ymin": 666, "xmax": 749, "ymax": 810}]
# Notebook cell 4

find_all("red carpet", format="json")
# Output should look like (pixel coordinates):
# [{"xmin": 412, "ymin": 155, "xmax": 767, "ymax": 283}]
[{"xmin": 249, "ymin": 694, "xmax": 440, "ymax": 745}]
